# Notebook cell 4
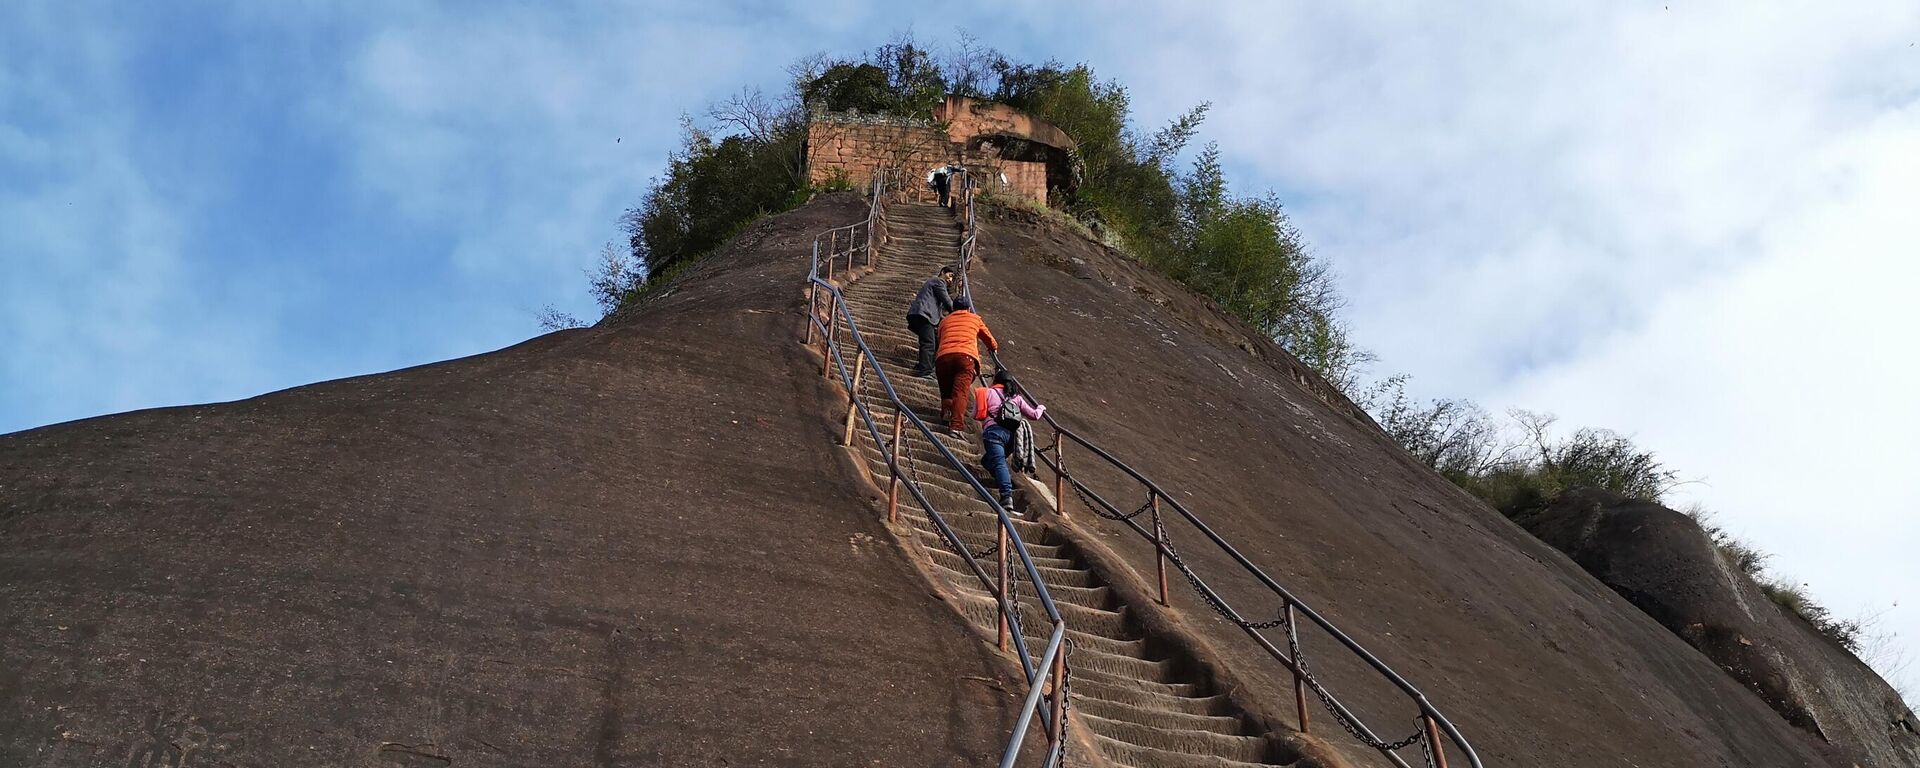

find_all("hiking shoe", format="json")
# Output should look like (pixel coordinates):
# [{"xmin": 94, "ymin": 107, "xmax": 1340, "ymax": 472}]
[{"xmin": 999, "ymin": 494, "xmax": 1015, "ymax": 512}]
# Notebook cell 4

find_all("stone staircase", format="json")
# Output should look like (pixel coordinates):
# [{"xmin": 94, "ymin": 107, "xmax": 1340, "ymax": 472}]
[{"xmin": 837, "ymin": 202, "xmax": 1308, "ymax": 768}]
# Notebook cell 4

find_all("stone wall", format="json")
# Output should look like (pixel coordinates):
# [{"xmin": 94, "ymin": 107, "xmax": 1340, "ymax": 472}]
[
  {"xmin": 962, "ymin": 158, "xmax": 1048, "ymax": 204},
  {"xmin": 805, "ymin": 119, "xmax": 952, "ymax": 191},
  {"xmin": 805, "ymin": 109, "xmax": 1055, "ymax": 205},
  {"xmin": 934, "ymin": 96, "xmax": 1076, "ymax": 152}
]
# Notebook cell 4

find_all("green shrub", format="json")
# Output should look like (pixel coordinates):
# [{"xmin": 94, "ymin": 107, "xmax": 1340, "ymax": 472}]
[
  {"xmin": 978, "ymin": 190, "xmax": 1097, "ymax": 242},
  {"xmin": 618, "ymin": 121, "xmax": 808, "ymax": 294},
  {"xmin": 1763, "ymin": 580, "xmax": 1863, "ymax": 651},
  {"xmin": 1357, "ymin": 399, "xmax": 1679, "ymax": 520},
  {"xmin": 815, "ymin": 167, "xmax": 856, "ymax": 193},
  {"xmin": 987, "ymin": 63, "xmax": 1368, "ymax": 387},
  {"xmin": 1680, "ymin": 505, "xmax": 1772, "ymax": 577},
  {"xmin": 1359, "ymin": 382, "xmax": 1870, "ymax": 654},
  {"xmin": 593, "ymin": 34, "xmax": 1368, "ymax": 390},
  {"xmin": 802, "ymin": 41, "xmax": 946, "ymax": 118}
]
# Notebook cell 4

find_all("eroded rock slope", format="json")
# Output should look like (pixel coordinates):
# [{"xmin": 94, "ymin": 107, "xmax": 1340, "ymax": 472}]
[
  {"xmin": 959, "ymin": 203, "xmax": 1857, "ymax": 767},
  {"xmin": 1521, "ymin": 489, "xmax": 1919, "ymax": 768},
  {"xmin": 0, "ymin": 195, "xmax": 1031, "ymax": 767}
]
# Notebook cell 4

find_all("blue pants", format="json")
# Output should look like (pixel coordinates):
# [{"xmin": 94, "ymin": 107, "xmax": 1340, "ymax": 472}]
[{"xmin": 981, "ymin": 423, "xmax": 1015, "ymax": 498}]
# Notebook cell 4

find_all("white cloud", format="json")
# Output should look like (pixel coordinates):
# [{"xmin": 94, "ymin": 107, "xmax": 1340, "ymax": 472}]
[
  {"xmin": 1042, "ymin": 0, "xmax": 1920, "ymax": 689},
  {"xmin": 1495, "ymin": 105, "xmax": 1920, "ymax": 691},
  {"xmin": 6, "ymin": 0, "xmax": 1914, "ymax": 694},
  {"xmin": 1, "ymin": 10, "xmax": 279, "ymax": 431},
  {"xmin": 298, "ymin": 4, "xmax": 832, "ymax": 345}
]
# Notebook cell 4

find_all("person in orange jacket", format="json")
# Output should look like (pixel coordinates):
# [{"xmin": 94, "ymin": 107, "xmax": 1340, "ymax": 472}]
[{"xmin": 934, "ymin": 297, "xmax": 997, "ymax": 434}]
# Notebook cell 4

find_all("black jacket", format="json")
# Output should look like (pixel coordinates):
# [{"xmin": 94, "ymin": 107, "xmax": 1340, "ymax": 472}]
[{"xmin": 907, "ymin": 276, "xmax": 953, "ymax": 323}]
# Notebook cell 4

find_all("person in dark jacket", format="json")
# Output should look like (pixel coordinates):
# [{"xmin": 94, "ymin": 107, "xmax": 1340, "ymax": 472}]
[{"xmin": 906, "ymin": 266, "xmax": 955, "ymax": 377}]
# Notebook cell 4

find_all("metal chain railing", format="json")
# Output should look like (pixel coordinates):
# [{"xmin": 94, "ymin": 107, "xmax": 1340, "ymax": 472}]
[
  {"xmin": 852, "ymin": 368, "xmax": 974, "ymax": 557},
  {"xmin": 1074, "ymin": 485, "xmax": 1155, "ymax": 523},
  {"xmin": 1067, "ymin": 482, "xmax": 1293, "ymax": 633},
  {"xmin": 890, "ymin": 422, "xmax": 998, "ymax": 560},
  {"xmin": 1281, "ymin": 608, "xmax": 1426, "ymax": 751},
  {"xmin": 803, "ymin": 168, "xmax": 1070, "ymax": 768},
  {"xmin": 1003, "ymin": 544, "xmax": 1074, "ymax": 767},
  {"xmin": 1155, "ymin": 525, "xmax": 1290, "ymax": 631},
  {"xmin": 945, "ymin": 165, "xmax": 1481, "ymax": 768},
  {"xmin": 1043, "ymin": 422, "xmax": 1458, "ymax": 767}
]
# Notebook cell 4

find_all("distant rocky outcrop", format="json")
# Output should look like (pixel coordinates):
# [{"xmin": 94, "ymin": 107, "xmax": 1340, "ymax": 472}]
[{"xmin": 1517, "ymin": 489, "xmax": 1920, "ymax": 768}]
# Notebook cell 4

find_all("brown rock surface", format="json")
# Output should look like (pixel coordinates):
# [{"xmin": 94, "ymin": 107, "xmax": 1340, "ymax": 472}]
[
  {"xmin": 1519, "ymin": 489, "xmax": 1920, "ymax": 768},
  {"xmin": 4, "ymin": 191, "xmax": 1900, "ymax": 768},
  {"xmin": 0, "ymin": 194, "xmax": 1033, "ymax": 767},
  {"xmin": 964, "ymin": 203, "xmax": 1856, "ymax": 767}
]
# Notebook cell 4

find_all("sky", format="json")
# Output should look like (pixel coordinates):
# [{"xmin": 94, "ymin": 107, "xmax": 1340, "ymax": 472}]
[{"xmin": 3, "ymin": 2, "xmax": 1916, "ymax": 693}]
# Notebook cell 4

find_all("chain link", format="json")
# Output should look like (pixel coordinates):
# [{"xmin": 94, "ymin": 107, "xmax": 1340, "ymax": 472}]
[
  {"xmin": 1153, "ymin": 520, "xmax": 1288, "ymax": 630},
  {"xmin": 1068, "ymin": 478, "xmax": 1154, "ymax": 523},
  {"xmin": 1064, "ymin": 478, "xmax": 1287, "ymax": 631},
  {"xmin": 1006, "ymin": 547, "xmax": 1029, "ymax": 656},
  {"xmin": 1121, "ymin": 483, "xmax": 1428, "ymax": 752},
  {"xmin": 910, "ymin": 438, "xmax": 995, "ymax": 563},
  {"xmin": 1092, "ymin": 477, "xmax": 1428, "ymax": 753},
  {"xmin": 818, "ymin": 184, "xmax": 1077, "ymax": 768},
  {"xmin": 857, "ymin": 366, "xmax": 1002, "ymax": 563},
  {"xmin": 1060, "ymin": 474, "xmax": 1290, "ymax": 630},
  {"xmin": 1005, "ymin": 553, "xmax": 1074, "ymax": 768},
  {"xmin": 1282, "ymin": 608, "xmax": 1426, "ymax": 752},
  {"xmin": 1057, "ymin": 633, "xmax": 1073, "ymax": 766},
  {"xmin": 847, "ymin": 181, "xmax": 1453, "ymax": 768}
]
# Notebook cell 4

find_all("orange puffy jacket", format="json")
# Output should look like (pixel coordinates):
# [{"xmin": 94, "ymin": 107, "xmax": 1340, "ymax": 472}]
[{"xmin": 935, "ymin": 309, "xmax": 998, "ymax": 361}]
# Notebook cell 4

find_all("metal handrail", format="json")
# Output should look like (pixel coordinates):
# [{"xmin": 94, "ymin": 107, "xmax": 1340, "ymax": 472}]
[
  {"xmin": 945, "ymin": 168, "xmax": 1484, "ymax": 768},
  {"xmin": 802, "ymin": 171, "xmax": 1071, "ymax": 767}
]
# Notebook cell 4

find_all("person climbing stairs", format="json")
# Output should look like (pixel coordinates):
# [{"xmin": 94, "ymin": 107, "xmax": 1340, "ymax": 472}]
[{"xmin": 833, "ymin": 200, "xmax": 1314, "ymax": 768}]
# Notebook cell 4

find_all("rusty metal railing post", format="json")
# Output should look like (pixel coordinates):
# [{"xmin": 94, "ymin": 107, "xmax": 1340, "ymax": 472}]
[
  {"xmin": 804, "ymin": 241, "xmax": 820, "ymax": 345},
  {"xmin": 1424, "ymin": 715, "xmax": 1450, "ymax": 768},
  {"xmin": 821, "ymin": 300, "xmax": 839, "ymax": 377},
  {"xmin": 966, "ymin": 178, "xmax": 975, "ymax": 231},
  {"xmin": 1052, "ymin": 430, "xmax": 1065, "ymax": 519},
  {"xmin": 886, "ymin": 410, "xmax": 904, "ymax": 524},
  {"xmin": 1289, "ymin": 601, "xmax": 1310, "ymax": 734},
  {"xmin": 1047, "ymin": 644, "xmax": 1066, "ymax": 747},
  {"xmin": 1152, "ymin": 492, "xmax": 1170, "ymax": 606},
  {"xmin": 829, "ymin": 230, "xmax": 837, "ymax": 273},
  {"xmin": 841, "ymin": 354, "xmax": 865, "ymax": 446},
  {"xmin": 804, "ymin": 282, "xmax": 818, "ymax": 345},
  {"xmin": 996, "ymin": 521, "xmax": 1011, "ymax": 652}
]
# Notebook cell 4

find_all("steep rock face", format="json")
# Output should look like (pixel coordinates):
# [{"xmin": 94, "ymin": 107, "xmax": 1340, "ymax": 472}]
[
  {"xmin": 0, "ymin": 194, "xmax": 1036, "ymax": 767},
  {"xmin": 5, "ymin": 191, "xmax": 1901, "ymax": 768},
  {"xmin": 959, "ymin": 203, "xmax": 1848, "ymax": 767},
  {"xmin": 1520, "ymin": 489, "xmax": 1920, "ymax": 768}
]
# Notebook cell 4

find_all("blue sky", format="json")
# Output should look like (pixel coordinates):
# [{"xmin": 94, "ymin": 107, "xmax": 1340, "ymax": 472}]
[{"xmin": 5, "ymin": 2, "xmax": 1918, "ymax": 692}]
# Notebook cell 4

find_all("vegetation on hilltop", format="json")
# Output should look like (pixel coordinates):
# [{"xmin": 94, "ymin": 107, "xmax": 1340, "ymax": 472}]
[
  {"xmin": 1359, "ymin": 375, "xmax": 1876, "ymax": 654},
  {"xmin": 583, "ymin": 34, "xmax": 1368, "ymax": 389},
  {"xmin": 568, "ymin": 32, "xmax": 1899, "ymax": 697}
]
